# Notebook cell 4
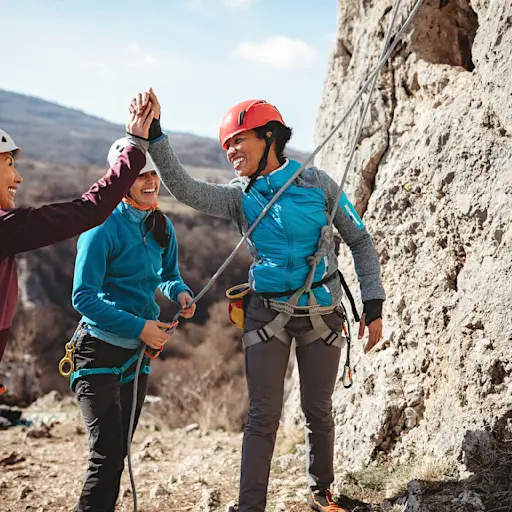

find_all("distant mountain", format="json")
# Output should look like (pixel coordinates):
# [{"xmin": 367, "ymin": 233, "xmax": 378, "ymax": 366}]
[{"xmin": 0, "ymin": 89, "xmax": 308, "ymax": 169}]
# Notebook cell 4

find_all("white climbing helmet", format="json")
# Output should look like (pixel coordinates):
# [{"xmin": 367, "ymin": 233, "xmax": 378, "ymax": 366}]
[
  {"xmin": 107, "ymin": 137, "xmax": 160, "ymax": 176},
  {"xmin": 0, "ymin": 129, "xmax": 22, "ymax": 160}
]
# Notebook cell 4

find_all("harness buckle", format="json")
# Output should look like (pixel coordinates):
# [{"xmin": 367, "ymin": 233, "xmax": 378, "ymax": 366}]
[
  {"xmin": 256, "ymin": 326, "xmax": 272, "ymax": 343},
  {"xmin": 324, "ymin": 331, "xmax": 339, "ymax": 345}
]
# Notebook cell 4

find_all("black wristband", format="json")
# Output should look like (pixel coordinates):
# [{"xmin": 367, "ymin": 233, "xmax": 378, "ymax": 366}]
[
  {"xmin": 363, "ymin": 299, "xmax": 383, "ymax": 326},
  {"xmin": 148, "ymin": 118, "xmax": 163, "ymax": 141}
]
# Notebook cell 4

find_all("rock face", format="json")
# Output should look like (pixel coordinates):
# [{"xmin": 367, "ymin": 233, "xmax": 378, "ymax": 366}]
[{"xmin": 284, "ymin": 0, "xmax": 512, "ymax": 475}]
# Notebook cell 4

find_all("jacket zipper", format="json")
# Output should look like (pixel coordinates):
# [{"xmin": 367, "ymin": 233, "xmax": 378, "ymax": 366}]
[
  {"xmin": 140, "ymin": 217, "xmax": 152, "ymax": 313},
  {"xmin": 282, "ymin": 211, "xmax": 293, "ymax": 292},
  {"xmin": 267, "ymin": 176, "xmax": 293, "ymax": 292}
]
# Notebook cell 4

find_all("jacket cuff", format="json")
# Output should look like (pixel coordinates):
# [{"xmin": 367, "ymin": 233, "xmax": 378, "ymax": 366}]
[
  {"xmin": 175, "ymin": 284, "xmax": 193, "ymax": 303},
  {"xmin": 148, "ymin": 118, "xmax": 163, "ymax": 141},
  {"xmin": 363, "ymin": 299, "xmax": 383, "ymax": 326},
  {"xmin": 125, "ymin": 133, "xmax": 149, "ymax": 154}
]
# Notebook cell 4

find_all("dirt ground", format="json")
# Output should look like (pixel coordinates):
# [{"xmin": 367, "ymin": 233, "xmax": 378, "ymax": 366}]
[{"xmin": 0, "ymin": 393, "xmax": 314, "ymax": 512}]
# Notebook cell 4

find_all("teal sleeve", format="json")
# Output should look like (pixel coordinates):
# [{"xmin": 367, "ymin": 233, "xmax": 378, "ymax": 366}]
[{"xmin": 158, "ymin": 220, "xmax": 192, "ymax": 303}]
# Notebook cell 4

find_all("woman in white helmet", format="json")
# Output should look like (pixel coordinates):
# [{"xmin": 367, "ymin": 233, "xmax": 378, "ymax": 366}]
[
  {"xmin": 0, "ymin": 104, "xmax": 155, "ymax": 395},
  {"xmin": 70, "ymin": 137, "xmax": 196, "ymax": 512}
]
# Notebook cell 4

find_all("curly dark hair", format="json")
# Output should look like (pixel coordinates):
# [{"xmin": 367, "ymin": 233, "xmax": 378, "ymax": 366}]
[{"xmin": 253, "ymin": 121, "xmax": 293, "ymax": 165}]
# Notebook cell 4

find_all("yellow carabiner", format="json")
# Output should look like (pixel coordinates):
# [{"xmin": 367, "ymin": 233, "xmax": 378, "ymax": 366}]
[{"xmin": 58, "ymin": 341, "xmax": 75, "ymax": 378}]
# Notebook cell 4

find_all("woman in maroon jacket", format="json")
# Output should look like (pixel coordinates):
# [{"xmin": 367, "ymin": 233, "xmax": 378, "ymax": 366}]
[{"xmin": 0, "ymin": 102, "xmax": 171, "ymax": 395}]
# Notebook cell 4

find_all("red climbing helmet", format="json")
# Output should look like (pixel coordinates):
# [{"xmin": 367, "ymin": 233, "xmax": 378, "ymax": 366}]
[{"xmin": 219, "ymin": 100, "xmax": 288, "ymax": 150}]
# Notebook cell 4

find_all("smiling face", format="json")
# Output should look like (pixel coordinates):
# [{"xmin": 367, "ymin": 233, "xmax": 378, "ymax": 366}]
[
  {"xmin": 0, "ymin": 152, "xmax": 23, "ymax": 209},
  {"xmin": 225, "ymin": 129, "xmax": 269, "ymax": 177},
  {"xmin": 128, "ymin": 170, "xmax": 160, "ymax": 206}
]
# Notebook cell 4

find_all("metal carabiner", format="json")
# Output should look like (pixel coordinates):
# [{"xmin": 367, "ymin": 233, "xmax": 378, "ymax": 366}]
[
  {"xmin": 342, "ymin": 364, "xmax": 354, "ymax": 389},
  {"xmin": 58, "ymin": 341, "xmax": 75, "ymax": 377}
]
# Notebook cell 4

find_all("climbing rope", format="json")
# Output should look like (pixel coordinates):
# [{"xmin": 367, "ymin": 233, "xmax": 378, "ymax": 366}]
[{"xmin": 126, "ymin": 0, "xmax": 424, "ymax": 509}]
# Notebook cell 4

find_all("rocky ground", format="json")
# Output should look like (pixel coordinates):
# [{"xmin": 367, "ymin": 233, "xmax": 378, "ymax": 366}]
[
  {"xmin": 0, "ymin": 392, "xmax": 318, "ymax": 512},
  {"xmin": 2, "ymin": 391, "xmax": 512, "ymax": 512}
]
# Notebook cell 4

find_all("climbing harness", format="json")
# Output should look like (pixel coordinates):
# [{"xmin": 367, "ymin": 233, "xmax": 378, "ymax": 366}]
[
  {"xmin": 62, "ymin": 1, "xmax": 424, "ymax": 510},
  {"xmin": 69, "ymin": 351, "xmax": 152, "ymax": 392},
  {"xmin": 58, "ymin": 321, "xmax": 154, "ymax": 391}
]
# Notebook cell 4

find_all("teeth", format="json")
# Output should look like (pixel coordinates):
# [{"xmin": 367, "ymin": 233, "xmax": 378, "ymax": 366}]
[
  {"xmin": 142, "ymin": 188, "xmax": 155, "ymax": 193},
  {"xmin": 233, "ymin": 157, "xmax": 244, "ymax": 166},
  {"xmin": 7, "ymin": 188, "xmax": 16, "ymax": 195}
]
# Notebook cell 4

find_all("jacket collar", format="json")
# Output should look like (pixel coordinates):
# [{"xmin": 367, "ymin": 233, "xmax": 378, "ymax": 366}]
[{"xmin": 116, "ymin": 201, "xmax": 151, "ymax": 223}]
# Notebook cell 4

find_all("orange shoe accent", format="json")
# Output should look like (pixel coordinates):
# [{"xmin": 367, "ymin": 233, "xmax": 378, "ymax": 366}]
[
  {"xmin": 308, "ymin": 490, "xmax": 348, "ymax": 512},
  {"xmin": 0, "ymin": 383, "xmax": 6, "ymax": 395}
]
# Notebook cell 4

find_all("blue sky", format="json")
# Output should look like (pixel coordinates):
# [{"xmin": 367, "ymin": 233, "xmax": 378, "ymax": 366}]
[{"xmin": 2, "ymin": 0, "xmax": 338, "ymax": 151}]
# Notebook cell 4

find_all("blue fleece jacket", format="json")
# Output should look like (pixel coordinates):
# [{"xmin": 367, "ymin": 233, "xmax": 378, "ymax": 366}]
[{"xmin": 72, "ymin": 201, "xmax": 191, "ymax": 349}]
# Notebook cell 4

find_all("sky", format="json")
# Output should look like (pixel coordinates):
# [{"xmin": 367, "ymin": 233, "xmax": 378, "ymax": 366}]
[{"xmin": 2, "ymin": 0, "xmax": 338, "ymax": 151}]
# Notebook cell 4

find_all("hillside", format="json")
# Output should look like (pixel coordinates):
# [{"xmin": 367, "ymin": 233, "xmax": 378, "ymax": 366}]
[{"xmin": 0, "ymin": 89, "xmax": 307, "ymax": 169}]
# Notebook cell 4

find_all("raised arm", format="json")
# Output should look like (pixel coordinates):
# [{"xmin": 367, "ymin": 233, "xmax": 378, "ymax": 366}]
[
  {"xmin": 0, "ymin": 104, "xmax": 154, "ymax": 258},
  {"xmin": 149, "ymin": 135, "xmax": 242, "ymax": 221},
  {"xmin": 130, "ymin": 88, "xmax": 243, "ymax": 221},
  {"xmin": 0, "ymin": 142, "xmax": 146, "ymax": 258}
]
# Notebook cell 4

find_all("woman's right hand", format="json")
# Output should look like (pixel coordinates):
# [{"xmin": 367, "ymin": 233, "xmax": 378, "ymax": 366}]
[
  {"xmin": 139, "ymin": 320, "xmax": 174, "ymax": 349},
  {"xmin": 130, "ymin": 88, "xmax": 161, "ymax": 120},
  {"xmin": 126, "ymin": 100, "xmax": 154, "ymax": 139}
]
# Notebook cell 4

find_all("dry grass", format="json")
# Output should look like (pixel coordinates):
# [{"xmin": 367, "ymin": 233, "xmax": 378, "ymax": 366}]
[
  {"xmin": 336, "ymin": 436, "xmax": 512, "ymax": 510},
  {"xmin": 384, "ymin": 456, "xmax": 459, "ymax": 499},
  {"xmin": 337, "ymin": 456, "xmax": 459, "ymax": 505},
  {"xmin": 148, "ymin": 301, "xmax": 248, "ymax": 432},
  {"xmin": 466, "ymin": 440, "xmax": 512, "ymax": 511},
  {"xmin": 276, "ymin": 423, "xmax": 306, "ymax": 456}
]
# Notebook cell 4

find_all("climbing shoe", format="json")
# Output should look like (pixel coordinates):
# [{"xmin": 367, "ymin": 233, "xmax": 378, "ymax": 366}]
[
  {"xmin": 0, "ymin": 383, "xmax": 6, "ymax": 395},
  {"xmin": 308, "ymin": 489, "xmax": 348, "ymax": 512}
]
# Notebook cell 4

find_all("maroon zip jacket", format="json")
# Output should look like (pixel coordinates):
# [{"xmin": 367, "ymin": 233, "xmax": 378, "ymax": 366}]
[{"xmin": 0, "ymin": 144, "xmax": 146, "ymax": 361}]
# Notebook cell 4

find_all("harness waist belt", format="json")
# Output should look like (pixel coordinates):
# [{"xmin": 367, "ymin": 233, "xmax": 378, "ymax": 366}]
[
  {"xmin": 262, "ymin": 288, "xmax": 343, "ymax": 317},
  {"xmin": 256, "ymin": 271, "xmax": 339, "ymax": 299}
]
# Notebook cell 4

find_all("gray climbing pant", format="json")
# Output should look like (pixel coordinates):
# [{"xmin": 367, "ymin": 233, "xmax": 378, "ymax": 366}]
[{"xmin": 238, "ymin": 294, "xmax": 343, "ymax": 512}]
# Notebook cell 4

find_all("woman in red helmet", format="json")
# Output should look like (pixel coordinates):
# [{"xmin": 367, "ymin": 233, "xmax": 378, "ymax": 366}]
[{"xmin": 130, "ymin": 90, "xmax": 385, "ymax": 512}]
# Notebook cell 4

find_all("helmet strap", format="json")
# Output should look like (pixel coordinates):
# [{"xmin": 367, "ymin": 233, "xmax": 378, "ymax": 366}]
[{"xmin": 244, "ymin": 133, "xmax": 274, "ymax": 194}]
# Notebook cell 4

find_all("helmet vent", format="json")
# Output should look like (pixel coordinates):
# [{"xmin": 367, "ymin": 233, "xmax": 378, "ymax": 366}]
[{"xmin": 1, "ymin": 136, "xmax": 6, "ymax": 143}]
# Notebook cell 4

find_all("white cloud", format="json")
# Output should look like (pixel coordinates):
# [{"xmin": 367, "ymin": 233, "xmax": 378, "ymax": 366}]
[
  {"xmin": 224, "ymin": 0, "xmax": 256, "ymax": 8},
  {"xmin": 125, "ymin": 42, "xmax": 159, "ymax": 66},
  {"xmin": 127, "ymin": 42, "xmax": 140, "ymax": 52},
  {"xmin": 235, "ymin": 36, "xmax": 316, "ymax": 69}
]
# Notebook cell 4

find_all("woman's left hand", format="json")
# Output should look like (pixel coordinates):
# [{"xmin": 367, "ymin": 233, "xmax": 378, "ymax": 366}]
[
  {"xmin": 130, "ymin": 88, "xmax": 160, "ymax": 120},
  {"xmin": 178, "ymin": 292, "xmax": 196, "ymax": 319},
  {"xmin": 358, "ymin": 314, "xmax": 383, "ymax": 354}
]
